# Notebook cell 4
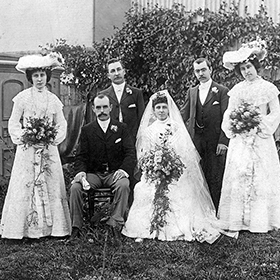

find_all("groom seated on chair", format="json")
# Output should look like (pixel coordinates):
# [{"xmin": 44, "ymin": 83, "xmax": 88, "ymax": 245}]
[{"xmin": 69, "ymin": 94, "xmax": 137, "ymax": 240}]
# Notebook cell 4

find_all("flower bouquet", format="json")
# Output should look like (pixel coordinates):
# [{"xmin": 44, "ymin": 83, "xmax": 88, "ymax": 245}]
[
  {"xmin": 139, "ymin": 124, "xmax": 185, "ymax": 235},
  {"xmin": 21, "ymin": 116, "xmax": 58, "ymax": 149},
  {"xmin": 229, "ymin": 100, "xmax": 261, "ymax": 135}
]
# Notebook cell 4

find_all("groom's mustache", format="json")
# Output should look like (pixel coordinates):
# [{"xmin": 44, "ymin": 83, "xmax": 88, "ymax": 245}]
[{"xmin": 98, "ymin": 112, "xmax": 107, "ymax": 117}]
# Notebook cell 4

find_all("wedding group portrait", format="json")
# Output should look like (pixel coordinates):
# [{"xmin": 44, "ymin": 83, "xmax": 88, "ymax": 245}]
[{"xmin": 1, "ymin": 0, "xmax": 280, "ymax": 279}]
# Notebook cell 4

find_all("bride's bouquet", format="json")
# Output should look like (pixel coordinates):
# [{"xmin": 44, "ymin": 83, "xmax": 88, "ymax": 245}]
[
  {"xmin": 229, "ymin": 100, "xmax": 261, "ymax": 135},
  {"xmin": 21, "ymin": 116, "xmax": 58, "ymax": 149},
  {"xmin": 139, "ymin": 124, "xmax": 185, "ymax": 184},
  {"xmin": 139, "ymin": 124, "xmax": 185, "ymax": 235}
]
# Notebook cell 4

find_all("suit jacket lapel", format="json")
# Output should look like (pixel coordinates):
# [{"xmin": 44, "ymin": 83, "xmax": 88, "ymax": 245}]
[
  {"xmin": 92, "ymin": 121, "xmax": 105, "ymax": 139},
  {"xmin": 191, "ymin": 86, "xmax": 198, "ymax": 109},
  {"xmin": 108, "ymin": 86, "xmax": 118, "ymax": 104},
  {"xmin": 105, "ymin": 120, "xmax": 117, "ymax": 140},
  {"xmin": 120, "ymin": 84, "xmax": 130, "ymax": 103}
]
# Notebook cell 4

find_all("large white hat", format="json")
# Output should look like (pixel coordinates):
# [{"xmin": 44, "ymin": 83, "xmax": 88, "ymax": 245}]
[
  {"xmin": 223, "ymin": 38, "xmax": 267, "ymax": 70},
  {"xmin": 16, "ymin": 52, "xmax": 64, "ymax": 73}
]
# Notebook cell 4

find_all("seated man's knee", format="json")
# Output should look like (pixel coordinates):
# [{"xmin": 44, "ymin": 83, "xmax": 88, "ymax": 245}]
[{"xmin": 116, "ymin": 178, "xmax": 130, "ymax": 192}]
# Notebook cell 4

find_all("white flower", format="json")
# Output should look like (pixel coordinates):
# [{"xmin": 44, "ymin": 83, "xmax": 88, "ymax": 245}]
[
  {"xmin": 126, "ymin": 87, "xmax": 133, "ymax": 95},
  {"xmin": 49, "ymin": 51, "xmax": 65, "ymax": 65},
  {"xmin": 154, "ymin": 150, "xmax": 162, "ymax": 164},
  {"xmin": 211, "ymin": 87, "xmax": 218, "ymax": 93},
  {"xmin": 110, "ymin": 125, "xmax": 118, "ymax": 132},
  {"xmin": 60, "ymin": 72, "xmax": 74, "ymax": 85}
]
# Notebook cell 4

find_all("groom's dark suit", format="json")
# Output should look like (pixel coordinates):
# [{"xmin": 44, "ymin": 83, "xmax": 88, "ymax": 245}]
[
  {"xmin": 181, "ymin": 80, "xmax": 229, "ymax": 210},
  {"xmin": 99, "ymin": 84, "xmax": 145, "ymax": 143},
  {"xmin": 70, "ymin": 119, "xmax": 136, "ymax": 230},
  {"xmin": 75, "ymin": 119, "xmax": 136, "ymax": 177}
]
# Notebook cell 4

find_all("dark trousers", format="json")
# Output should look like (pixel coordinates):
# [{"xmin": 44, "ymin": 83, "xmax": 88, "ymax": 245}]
[
  {"xmin": 70, "ymin": 172, "xmax": 130, "ymax": 229},
  {"xmin": 194, "ymin": 132, "xmax": 226, "ymax": 211}
]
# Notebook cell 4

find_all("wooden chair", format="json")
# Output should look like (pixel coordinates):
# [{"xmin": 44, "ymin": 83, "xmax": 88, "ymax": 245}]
[{"xmin": 87, "ymin": 187, "xmax": 114, "ymax": 225}]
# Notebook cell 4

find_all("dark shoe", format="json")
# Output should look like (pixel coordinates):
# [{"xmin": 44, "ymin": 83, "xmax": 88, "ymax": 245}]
[
  {"xmin": 111, "ymin": 224, "xmax": 123, "ymax": 246},
  {"xmin": 68, "ymin": 227, "xmax": 80, "ymax": 241}
]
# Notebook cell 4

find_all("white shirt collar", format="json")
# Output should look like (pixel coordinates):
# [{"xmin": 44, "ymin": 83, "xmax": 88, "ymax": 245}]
[
  {"xmin": 97, "ymin": 118, "xmax": 110, "ymax": 132},
  {"xmin": 199, "ymin": 78, "xmax": 212, "ymax": 90},
  {"xmin": 112, "ymin": 82, "xmax": 125, "ymax": 93}
]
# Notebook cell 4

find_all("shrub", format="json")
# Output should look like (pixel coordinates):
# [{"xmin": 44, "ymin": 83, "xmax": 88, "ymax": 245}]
[{"xmin": 49, "ymin": 2, "xmax": 280, "ymax": 106}]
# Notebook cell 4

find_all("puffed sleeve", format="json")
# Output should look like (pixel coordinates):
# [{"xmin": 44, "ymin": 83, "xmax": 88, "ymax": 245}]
[
  {"xmin": 8, "ymin": 97, "xmax": 24, "ymax": 145},
  {"xmin": 52, "ymin": 97, "xmax": 67, "ymax": 145},
  {"xmin": 259, "ymin": 96, "xmax": 280, "ymax": 138}
]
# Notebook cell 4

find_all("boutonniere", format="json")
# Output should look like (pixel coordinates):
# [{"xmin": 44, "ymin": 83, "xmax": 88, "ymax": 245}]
[
  {"xmin": 211, "ymin": 87, "xmax": 219, "ymax": 94},
  {"xmin": 126, "ymin": 87, "xmax": 133, "ymax": 95},
  {"xmin": 110, "ymin": 125, "xmax": 118, "ymax": 133}
]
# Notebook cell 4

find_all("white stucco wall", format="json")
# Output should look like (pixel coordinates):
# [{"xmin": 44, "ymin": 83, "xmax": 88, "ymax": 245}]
[
  {"xmin": 0, "ymin": 0, "xmax": 93, "ymax": 52},
  {"xmin": 95, "ymin": 0, "xmax": 130, "ymax": 41}
]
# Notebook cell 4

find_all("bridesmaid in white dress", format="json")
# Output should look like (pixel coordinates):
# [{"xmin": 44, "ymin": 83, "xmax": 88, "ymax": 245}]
[
  {"xmin": 218, "ymin": 39, "xmax": 280, "ymax": 237},
  {"xmin": 122, "ymin": 90, "xmax": 221, "ymax": 243},
  {"xmin": 0, "ymin": 53, "xmax": 71, "ymax": 239}
]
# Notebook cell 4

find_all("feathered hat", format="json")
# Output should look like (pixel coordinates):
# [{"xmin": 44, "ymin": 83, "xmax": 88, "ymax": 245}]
[
  {"xmin": 15, "ymin": 52, "xmax": 64, "ymax": 73},
  {"xmin": 223, "ymin": 37, "xmax": 267, "ymax": 70}
]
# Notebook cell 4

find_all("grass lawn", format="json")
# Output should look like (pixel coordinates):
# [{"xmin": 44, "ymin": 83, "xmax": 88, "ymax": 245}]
[{"xmin": 1, "ymin": 226, "xmax": 280, "ymax": 280}]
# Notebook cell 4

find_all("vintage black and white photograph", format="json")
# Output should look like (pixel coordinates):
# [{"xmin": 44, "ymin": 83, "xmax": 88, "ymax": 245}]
[{"xmin": 1, "ymin": 0, "xmax": 280, "ymax": 279}]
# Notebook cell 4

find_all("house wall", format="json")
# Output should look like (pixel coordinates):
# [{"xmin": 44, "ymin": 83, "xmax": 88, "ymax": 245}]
[
  {"xmin": 95, "ymin": 0, "xmax": 131, "ymax": 41},
  {"xmin": 0, "ymin": 0, "xmax": 131, "ymax": 53},
  {"xmin": 0, "ymin": 0, "xmax": 93, "ymax": 52}
]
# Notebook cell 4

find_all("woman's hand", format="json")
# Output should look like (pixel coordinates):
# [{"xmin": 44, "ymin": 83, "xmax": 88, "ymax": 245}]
[{"xmin": 216, "ymin": 144, "xmax": 228, "ymax": 155}]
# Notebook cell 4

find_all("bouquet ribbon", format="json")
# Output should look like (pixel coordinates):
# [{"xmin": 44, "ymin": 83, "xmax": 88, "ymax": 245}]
[
  {"xmin": 239, "ymin": 134, "xmax": 260, "ymax": 226},
  {"xmin": 33, "ymin": 148, "xmax": 53, "ymax": 227}
]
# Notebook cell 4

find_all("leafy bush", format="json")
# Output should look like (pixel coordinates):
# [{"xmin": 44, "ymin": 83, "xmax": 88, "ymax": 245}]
[{"xmin": 49, "ymin": 2, "xmax": 280, "ymax": 106}]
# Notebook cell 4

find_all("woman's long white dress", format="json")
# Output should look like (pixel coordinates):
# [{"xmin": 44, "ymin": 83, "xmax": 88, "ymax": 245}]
[
  {"xmin": 122, "ymin": 118, "xmax": 220, "ymax": 243},
  {"xmin": 0, "ymin": 87, "xmax": 71, "ymax": 239},
  {"xmin": 218, "ymin": 77, "xmax": 280, "ymax": 234}
]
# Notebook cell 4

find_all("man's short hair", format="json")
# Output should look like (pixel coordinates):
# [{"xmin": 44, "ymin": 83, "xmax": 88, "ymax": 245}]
[
  {"xmin": 93, "ymin": 93, "xmax": 111, "ymax": 106},
  {"xmin": 193, "ymin": 57, "xmax": 212, "ymax": 69},
  {"xmin": 106, "ymin": 58, "xmax": 124, "ymax": 70}
]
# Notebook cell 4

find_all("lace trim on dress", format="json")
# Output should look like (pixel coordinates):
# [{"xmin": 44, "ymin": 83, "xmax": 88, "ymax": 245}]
[
  {"xmin": 228, "ymin": 77, "xmax": 279, "ymax": 106},
  {"xmin": 12, "ymin": 87, "xmax": 63, "ymax": 115}
]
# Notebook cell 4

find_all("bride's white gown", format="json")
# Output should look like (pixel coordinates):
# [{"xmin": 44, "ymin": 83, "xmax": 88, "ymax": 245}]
[
  {"xmin": 218, "ymin": 77, "xmax": 280, "ymax": 233},
  {"xmin": 122, "ymin": 118, "xmax": 220, "ymax": 243}
]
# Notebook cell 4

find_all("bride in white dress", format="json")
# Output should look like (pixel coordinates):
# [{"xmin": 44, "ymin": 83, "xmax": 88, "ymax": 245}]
[
  {"xmin": 0, "ymin": 53, "xmax": 71, "ymax": 239},
  {"xmin": 218, "ymin": 39, "xmax": 280, "ymax": 237},
  {"xmin": 122, "ymin": 90, "xmax": 220, "ymax": 243}
]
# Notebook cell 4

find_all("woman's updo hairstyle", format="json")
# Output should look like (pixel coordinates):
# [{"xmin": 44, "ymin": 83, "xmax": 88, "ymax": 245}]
[
  {"xmin": 152, "ymin": 92, "xmax": 168, "ymax": 108},
  {"xmin": 26, "ymin": 67, "xmax": 52, "ymax": 84}
]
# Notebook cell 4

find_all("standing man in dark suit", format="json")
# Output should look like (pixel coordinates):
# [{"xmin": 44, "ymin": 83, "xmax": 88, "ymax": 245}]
[
  {"xmin": 69, "ymin": 94, "xmax": 137, "ymax": 239},
  {"xmin": 99, "ymin": 58, "xmax": 145, "ymax": 143},
  {"xmin": 181, "ymin": 57, "xmax": 229, "ymax": 211}
]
